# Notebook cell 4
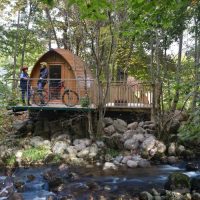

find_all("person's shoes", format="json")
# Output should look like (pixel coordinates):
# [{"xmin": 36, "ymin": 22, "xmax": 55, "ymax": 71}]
[{"xmin": 28, "ymin": 102, "xmax": 32, "ymax": 106}]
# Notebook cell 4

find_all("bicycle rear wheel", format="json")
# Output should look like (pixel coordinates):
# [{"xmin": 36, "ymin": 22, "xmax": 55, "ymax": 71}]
[
  {"xmin": 62, "ymin": 90, "xmax": 79, "ymax": 107},
  {"xmin": 32, "ymin": 90, "xmax": 49, "ymax": 106}
]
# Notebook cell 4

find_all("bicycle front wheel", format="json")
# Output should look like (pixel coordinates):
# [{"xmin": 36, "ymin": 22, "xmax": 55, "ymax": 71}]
[
  {"xmin": 32, "ymin": 90, "xmax": 49, "ymax": 106},
  {"xmin": 62, "ymin": 90, "xmax": 79, "ymax": 107}
]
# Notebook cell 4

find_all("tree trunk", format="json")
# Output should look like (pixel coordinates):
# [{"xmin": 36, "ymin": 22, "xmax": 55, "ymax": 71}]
[
  {"xmin": 12, "ymin": 11, "xmax": 20, "ymax": 91},
  {"xmin": 171, "ymin": 32, "xmax": 183, "ymax": 111},
  {"xmin": 21, "ymin": 1, "xmax": 32, "ymax": 67},
  {"xmin": 192, "ymin": 17, "xmax": 200, "ymax": 110},
  {"xmin": 155, "ymin": 30, "xmax": 162, "ymax": 138},
  {"xmin": 45, "ymin": 7, "xmax": 60, "ymax": 48}
]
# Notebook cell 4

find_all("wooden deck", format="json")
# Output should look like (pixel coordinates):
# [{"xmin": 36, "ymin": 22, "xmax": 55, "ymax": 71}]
[
  {"xmin": 11, "ymin": 103, "xmax": 96, "ymax": 112},
  {"xmin": 11, "ymin": 103, "xmax": 152, "ymax": 113},
  {"xmin": 7, "ymin": 78, "xmax": 153, "ymax": 113}
]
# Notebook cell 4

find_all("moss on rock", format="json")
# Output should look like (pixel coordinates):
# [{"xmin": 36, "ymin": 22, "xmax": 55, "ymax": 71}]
[{"xmin": 164, "ymin": 172, "xmax": 190, "ymax": 191}]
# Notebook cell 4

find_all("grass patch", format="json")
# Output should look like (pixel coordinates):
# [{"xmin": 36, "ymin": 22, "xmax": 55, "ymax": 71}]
[
  {"xmin": 5, "ymin": 155, "xmax": 16, "ymax": 166},
  {"xmin": 52, "ymin": 154, "xmax": 62, "ymax": 163},
  {"xmin": 22, "ymin": 147, "xmax": 49, "ymax": 163},
  {"xmin": 106, "ymin": 148, "xmax": 119, "ymax": 157}
]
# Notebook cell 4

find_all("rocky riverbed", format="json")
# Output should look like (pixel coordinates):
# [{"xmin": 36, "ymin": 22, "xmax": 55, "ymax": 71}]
[
  {"xmin": 0, "ymin": 162, "xmax": 200, "ymax": 199},
  {"xmin": 0, "ymin": 110, "xmax": 198, "ymax": 199}
]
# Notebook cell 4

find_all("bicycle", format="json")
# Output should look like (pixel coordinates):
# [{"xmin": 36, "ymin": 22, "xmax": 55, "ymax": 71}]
[{"xmin": 32, "ymin": 80, "xmax": 79, "ymax": 107}]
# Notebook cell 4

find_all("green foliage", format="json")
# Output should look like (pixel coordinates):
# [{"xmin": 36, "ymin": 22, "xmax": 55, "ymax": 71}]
[
  {"xmin": 106, "ymin": 148, "xmax": 119, "ymax": 157},
  {"xmin": 0, "ymin": 108, "xmax": 13, "ymax": 137},
  {"xmin": 22, "ymin": 147, "xmax": 49, "ymax": 162},
  {"xmin": 5, "ymin": 155, "xmax": 16, "ymax": 167},
  {"xmin": 6, "ymin": 92, "xmax": 20, "ymax": 107},
  {"xmin": 80, "ymin": 96, "xmax": 90, "ymax": 107},
  {"xmin": 178, "ymin": 109, "xmax": 200, "ymax": 143},
  {"xmin": 68, "ymin": 0, "xmax": 111, "ymax": 20},
  {"xmin": 39, "ymin": 0, "xmax": 55, "ymax": 6},
  {"xmin": 52, "ymin": 154, "xmax": 62, "ymax": 163}
]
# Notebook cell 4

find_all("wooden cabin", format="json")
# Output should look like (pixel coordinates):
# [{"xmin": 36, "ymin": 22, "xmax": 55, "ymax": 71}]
[
  {"xmin": 10, "ymin": 48, "xmax": 153, "ymax": 115},
  {"xmin": 30, "ymin": 48, "xmax": 94, "ymax": 104}
]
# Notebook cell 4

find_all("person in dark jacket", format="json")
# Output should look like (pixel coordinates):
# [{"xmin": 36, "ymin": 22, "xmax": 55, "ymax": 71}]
[
  {"xmin": 20, "ymin": 66, "xmax": 31, "ymax": 106},
  {"xmin": 37, "ymin": 62, "xmax": 49, "ymax": 105},
  {"xmin": 37, "ymin": 62, "xmax": 49, "ymax": 90}
]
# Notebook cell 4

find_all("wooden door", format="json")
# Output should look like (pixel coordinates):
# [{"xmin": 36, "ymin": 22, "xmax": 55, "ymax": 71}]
[{"xmin": 49, "ymin": 65, "xmax": 62, "ymax": 103}]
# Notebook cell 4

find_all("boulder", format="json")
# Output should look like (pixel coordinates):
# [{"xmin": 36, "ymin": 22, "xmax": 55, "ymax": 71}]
[
  {"xmin": 149, "ymin": 147, "xmax": 158, "ymax": 157},
  {"xmin": 121, "ymin": 156, "xmax": 132, "ymax": 164},
  {"xmin": 127, "ymin": 160, "xmax": 138, "ymax": 168},
  {"xmin": 138, "ymin": 159, "xmax": 151, "ymax": 168},
  {"xmin": 165, "ymin": 191, "xmax": 183, "ymax": 200},
  {"xmin": 73, "ymin": 138, "xmax": 92, "ymax": 147},
  {"xmin": 42, "ymin": 140, "xmax": 51, "ymax": 150},
  {"xmin": 141, "ymin": 136, "xmax": 156, "ymax": 152},
  {"xmin": 103, "ymin": 118, "xmax": 113, "ymax": 127},
  {"xmin": 168, "ymin": 156, "xmax": 178, "ymax": 164},
  {"xmin": 168, "ymin": 143, "xmax": 176, "ymax": 156},
  {"xmin": 74, "ymin": 143, "xmax": 86, "ymax": 152},
  {"xmin": 96, "ymin": 141, "xmax": 105, "ymax": 148},
  {"xmin": 139, "ymin": 191, "xmax": 153, "ymax": 200},
  {"xmin": 8, "ymin": 192, "xmax": 24, "ymax": 200},
  {"xmin": 192, "ymin": 193, "xmax": 200, "ymax": 200},
  {"xmin": 136, "ymin": 127, "xmax": 147, "ymax": 134},
  {"xmin": 52, "ymin": 141, "xmax": 70, "ymax": 154},
  {"xmin": 124, "ymin": 138, "xmax": 139, "ymax": 150},
  {"xmin": 110, "ymin": 133, "xmax": 124, "ymax": 149},
  {"xmin": 103, "ymin": 162, "xmax": 117, "ymax": 170},
  {"xmin": 164, "ymin": 172, "xmax": 190, "ymax": 191},
  {"xmin": 13, "ymin": 120, "xmax": 27, "ymax": 132},
  {"xmin": 177, "ymin": 145, "xmax": 185, "ymax": 155},
  {"xmin": 66, "ymin": 146, "xmax": 77, "ymax": 155},
  {"xmin": 88, "ymin": 144, "xmax": 99, "ymax": 159},
  {"xmin": 77, "ymin": 147, "xmax": 90, "ymax": 158},
  {"xmin": 104, "ymin": 125, "xmax": 115, "ymax": 135},
  {"xmin": 156, "ymin": 141, "xmax": 166, "ymax": 154},
  {"xmin": 151, "ymin": 188, "xmax": 159, "ymax": 196},
  {"xmin": 124, "ymin": 133, "xmax": 144, "ymax": 150},
  {"xmin": 15, "ymin": 150, "xmax": 23, "ymax": 166},
  {"xmin": 121, "ymin": 130, "xmax": 135, "ymax": 142},
  {"xmin": 127, "ymin": 122, "xmax": 138, "ymax": 130},
  {"xmin": 114, "ymin": 155, "xmax": 123, "ymax": 163},
  {"xmin": 29, "ymin": 136, "xmax": 44, "ymax": 148},
  {"xmin": 113, "ymin": 119, "xmax": 127, "ymax": 133},
  {"xmin": 132, "ymin": 155, "xmax": 142, "ymax": 162},
  {"xmin": 51, "ymin": 134, "xmax": 71, "ymax": 143},
  {"xmin": 144, "ymin": 124, "xmax": 156, "ymax": 130},
  {"xmin": 139, "ymin": 122, "xmax": 145, "ymax": 127}
]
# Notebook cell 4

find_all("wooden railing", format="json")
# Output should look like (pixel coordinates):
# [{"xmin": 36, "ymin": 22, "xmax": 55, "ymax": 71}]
[
  {"xmin": 5, "ymin": 79, "xmax": 153, "ymax": 109},
  {"xmin": 5, "ymin": 78, "xmax": 96, "ymax": 107},
  {"xmin": 104, "ymin": 82, "xmax": 153, "ymax": 108}
]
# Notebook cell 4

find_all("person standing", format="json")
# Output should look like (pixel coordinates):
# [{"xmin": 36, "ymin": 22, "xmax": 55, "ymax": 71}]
[
  {"xmin": 37, "ymin": 62, "xmax": 49, "ymax": 105},
  {"xmin": 20, "ymin": 66, "xmax": 31, "ymax": 106},
  {"xmin": 37, "ymin": 62, "xmax": 49, "ymax": 90}
]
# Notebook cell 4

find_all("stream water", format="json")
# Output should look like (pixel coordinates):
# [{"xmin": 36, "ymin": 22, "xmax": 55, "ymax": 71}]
[{"xmin": 0, "ymin": 162, "xmax": 200, "ymax": 200}]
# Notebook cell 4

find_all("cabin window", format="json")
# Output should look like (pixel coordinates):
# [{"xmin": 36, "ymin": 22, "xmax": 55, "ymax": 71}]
[{"xmin": 49, "ymin": 65, "xmax": 61, "ymax": 100}]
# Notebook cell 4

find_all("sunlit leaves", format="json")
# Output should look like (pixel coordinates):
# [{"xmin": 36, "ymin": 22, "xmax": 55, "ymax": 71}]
[{"xmin": 68, "ymin": 0, "xmax": 112, "ymax": 20}]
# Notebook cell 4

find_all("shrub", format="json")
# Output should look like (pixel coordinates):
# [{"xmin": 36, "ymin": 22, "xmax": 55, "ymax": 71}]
[
  {"xmin": 80, "ymin": 96, "xmax": 90, "ymax": 107},
  {"xmin": 5, "ymin": 155, "xmax": 16, "ymax": 167},
  {"xmin": 22, "ymin": 147, "xmax": 49, "ymax": 163},
  {"xmin": 178, "ymin": 109, "xmax": 200, "ymax": 143},
  {"xmin": 106, "ymin": 148, "xmax": 119, "ymax": 157}
]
